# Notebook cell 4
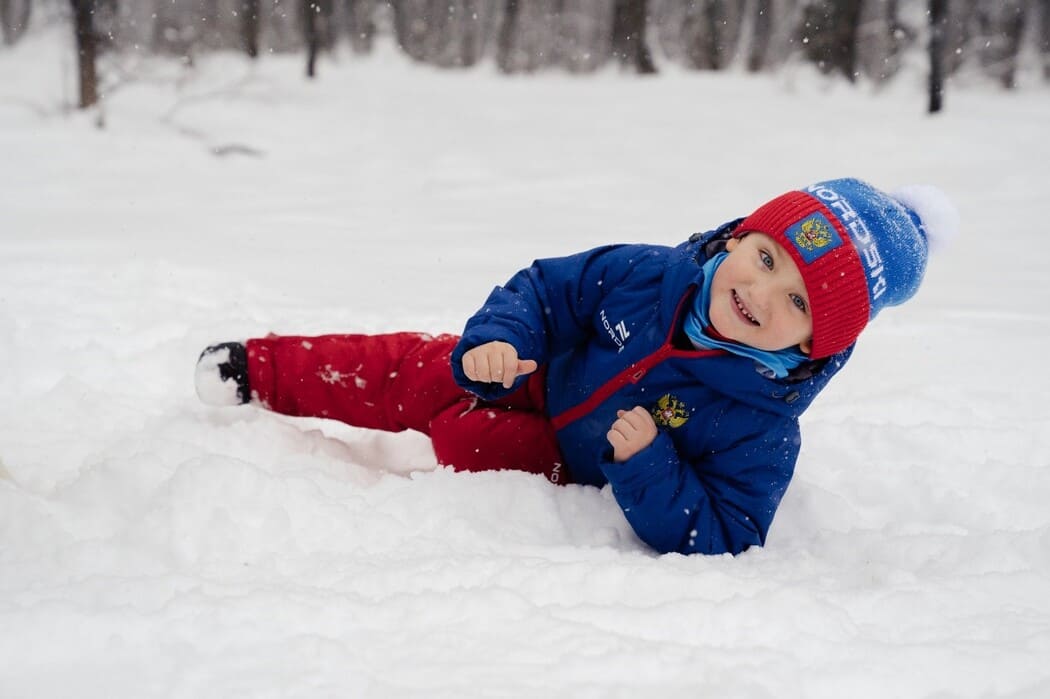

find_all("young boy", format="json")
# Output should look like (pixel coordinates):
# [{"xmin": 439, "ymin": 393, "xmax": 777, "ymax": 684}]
[{"xmin": 196, "ymin": 178, "xmax": 953, "ymax": 556}]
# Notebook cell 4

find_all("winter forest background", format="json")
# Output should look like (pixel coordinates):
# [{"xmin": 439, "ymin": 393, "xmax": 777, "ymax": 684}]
[
  {"xmin": 3, "ymin": 0, "xmax": 1049, "ymax": 108},
  {"xmin": 3, "ymin": 1, "xmax": 1050, "ymax": 698}
]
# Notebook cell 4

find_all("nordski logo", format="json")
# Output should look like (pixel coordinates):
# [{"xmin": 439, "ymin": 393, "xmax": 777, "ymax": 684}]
[
  {"xmin": 805, "ymin": 183, "xmax": 888, "ymax": 301},
  {"xmin": 600, "ymin": 309, "xmax": 630, "ymax": 352}
]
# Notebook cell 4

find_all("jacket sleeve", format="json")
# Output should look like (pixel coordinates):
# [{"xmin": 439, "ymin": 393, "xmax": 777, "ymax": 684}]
[
  {"xmin": 451, "ymin": 244, "xmax": 656, "ymax": 400},
  {"xmin": 599, "ymin": 417, "xmax": 800, "ymax": 556}
]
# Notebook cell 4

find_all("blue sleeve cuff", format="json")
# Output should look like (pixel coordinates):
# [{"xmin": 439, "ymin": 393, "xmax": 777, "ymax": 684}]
[{"xmin": 598, "ymin": 432, "xmax": 679, "ymax": 492}]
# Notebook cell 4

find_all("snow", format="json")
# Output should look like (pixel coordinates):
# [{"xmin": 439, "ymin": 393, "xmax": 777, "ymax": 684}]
[{"xmin": 3, "ymin": 28, "xmax": 1050, "ymax": 698}]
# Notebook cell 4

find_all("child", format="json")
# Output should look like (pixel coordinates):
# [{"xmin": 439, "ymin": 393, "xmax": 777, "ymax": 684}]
[{"xmin": 195, "ymin": 178, "xmax": 954, "ymax": 556}]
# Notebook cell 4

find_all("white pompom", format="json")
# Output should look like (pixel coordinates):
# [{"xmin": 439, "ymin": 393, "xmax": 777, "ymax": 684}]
[{"xmin": 891, "ymin": 185, "xmax": 960, "ymax": 252}]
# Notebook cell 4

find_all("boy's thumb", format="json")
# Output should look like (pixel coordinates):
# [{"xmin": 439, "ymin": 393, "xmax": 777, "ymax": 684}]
[{"xmin": 517, "ymin": 359, "xmax": 538, "ymax": 376}]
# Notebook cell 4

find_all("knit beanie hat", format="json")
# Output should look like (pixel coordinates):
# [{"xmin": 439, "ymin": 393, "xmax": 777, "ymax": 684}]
[{"xmin": 735, "ymin": 177, "xmax": 958, "ymax": 359}]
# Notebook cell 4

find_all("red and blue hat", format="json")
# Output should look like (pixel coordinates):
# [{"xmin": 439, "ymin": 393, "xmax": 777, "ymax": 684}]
[{"xmin": 735, "ymin": 178, "xmax": 957, "ymax": 359}]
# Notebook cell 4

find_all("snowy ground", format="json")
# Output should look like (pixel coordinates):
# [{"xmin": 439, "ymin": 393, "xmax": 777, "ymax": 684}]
[{"xmin": 2, "ymin": 28, "xmax": 1050, "ymax": 698}]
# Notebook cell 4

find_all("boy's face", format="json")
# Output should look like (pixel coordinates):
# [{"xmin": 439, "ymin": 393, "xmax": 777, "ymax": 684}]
[{"xmin": 709, "ymin": 232, "xmax": 813, "ymax": 354}]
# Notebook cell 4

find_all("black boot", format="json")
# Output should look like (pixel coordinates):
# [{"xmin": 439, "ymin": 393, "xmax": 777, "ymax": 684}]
[{"xmin": 195, "ymin": 342, "xmax": 251, "ymax": 406}]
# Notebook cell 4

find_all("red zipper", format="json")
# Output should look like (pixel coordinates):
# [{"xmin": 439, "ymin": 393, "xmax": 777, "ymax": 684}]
[{"xmin": 549, "ymin": 291, "xmax": 724, "ymax": 430}]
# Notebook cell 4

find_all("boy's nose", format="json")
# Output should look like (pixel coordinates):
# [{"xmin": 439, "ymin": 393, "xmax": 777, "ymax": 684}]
[{"xmin": 751, "ymin": 284, "xmax": 773, "ymax": 312}]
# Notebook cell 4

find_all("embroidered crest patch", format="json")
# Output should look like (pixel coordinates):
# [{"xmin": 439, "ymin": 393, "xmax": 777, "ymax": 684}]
[
  {"xmin": 651, "ymin": 394, "xmax": 690, "ymax": 428},
  {"xmin": 786, "ymin": 212, "xmax": 843, "ymax": 264}
]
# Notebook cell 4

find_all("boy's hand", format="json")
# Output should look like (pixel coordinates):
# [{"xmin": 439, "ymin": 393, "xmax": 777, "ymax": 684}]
[
  {"xmin": 607, "ymin": 407, "xmax": 658, "ymax": 463},
  {"xmin": 461, "ymin": 341, "xmax": 538, "ymax": 389}
]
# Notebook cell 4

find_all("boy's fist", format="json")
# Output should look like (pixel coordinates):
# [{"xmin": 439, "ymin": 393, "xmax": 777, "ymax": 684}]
[
  {"xmin": 461, "ymin": 341, "xmax": 538, "ymax": 389},
  {"xmin": 607, "ymin": 406, "xmax": 658, "ymax": 463}
]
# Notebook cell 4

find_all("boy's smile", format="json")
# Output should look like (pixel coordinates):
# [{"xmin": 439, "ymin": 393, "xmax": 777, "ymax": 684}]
[{"xmin": 708, "ymin": 232, "xmax": 813, "ymax": 354}]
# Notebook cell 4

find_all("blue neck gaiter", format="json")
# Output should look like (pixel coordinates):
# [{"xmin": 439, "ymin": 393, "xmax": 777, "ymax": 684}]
[{"xmin": 683, "ymin": 252, "xmax": 809, "ymax": 379}]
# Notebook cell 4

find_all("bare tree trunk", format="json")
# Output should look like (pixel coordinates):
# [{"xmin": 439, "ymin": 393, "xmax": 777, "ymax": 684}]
[
  {"xmin": 975, "ymin": 0, "xmax": 1026, "ymax": 89},
  {"xmin": 558, "ymin": 0, "xmax": 615, "ymax": 73},
  {"xmin": 1041, "ymin": 0, "xmax": 1050, "ymax": 80},
  {"xmin": 800, "ymin": 0, "xmax": 862, "ymax": 81},
  {"xmin": 612, "ymin": 0, "xmax": 656, "ymax": 73},
  {"xmin": 855, "ymin": 0, "xmax": 904, "ymax": 84},
  {"xmin": 198, "ymin": 0, "xmax": 222, "ymax": 49},
  {"xmin": 747, "ymin": 0, "xmax": 772, "ymax": 72},
  {"xmin": 304, "ymin": 0, "xmax": 319, "ymax": 77},
  {"xmin": 70, "ymin": 0, "xmax": 98, "ymax": 108},
  {"xmin": 241, "ymin": 0, "xmax": 260, "ymax": 58},
  {"xmin": 701, "ymin": 0, "xmax": 723, "ymax": 68},
  {"xmin": 494, "ymin": 0, "xmax": 568, "ymax": 73},
  {"xmin": 422, "ymin": 0, "xmax": 451, "ymax": 66},
  {"xmin": 1, "ymin": 0, "xmax": 32, "ymax": 45},
  {"xmin": 942, "ymin": 0, "xmax": 977, "ymax": 75},
  {"xmin": 302, "ymin": 0, "xmax": 333, "ymax": 77},
  {"xmin": 497, "ymin": 0, "xmax": 520, "ymax": 72},
  {"xmin": 346, "ymin": 0, "xmax": 377, "ymax": 54},
  {"xmin": 393, "ymin": 0, "xmax": 430, "ymax": 62},
  {"xmin": 929, "ymin": 0, "xmax": 946, "ymax": 113},
  {"xmin": 676, "ymin": 0, "xmax": 742, "ymax": 71},
  {"xmin": 458, "ymin": 0, "xmax": 483, "ymax": 67}
]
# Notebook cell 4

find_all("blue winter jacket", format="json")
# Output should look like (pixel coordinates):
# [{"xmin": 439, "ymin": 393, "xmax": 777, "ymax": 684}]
[{"xmin": 451, "ymin": 224, "xmax": 852, "ymax": 556}]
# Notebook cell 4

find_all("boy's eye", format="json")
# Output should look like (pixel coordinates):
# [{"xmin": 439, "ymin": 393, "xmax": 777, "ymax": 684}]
[
  {"xmin": 791, "ymin": 294, "xmax": 808, "ymax": 313},
  {"xmin": 760, "ymin": 251, "xmax": 774, "ymax": 270}
]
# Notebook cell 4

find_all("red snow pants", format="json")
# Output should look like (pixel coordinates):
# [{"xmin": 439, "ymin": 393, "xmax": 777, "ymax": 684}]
[{"xmin": 245, "ymin": 332, "xmax": 569, "ymax": 484}]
